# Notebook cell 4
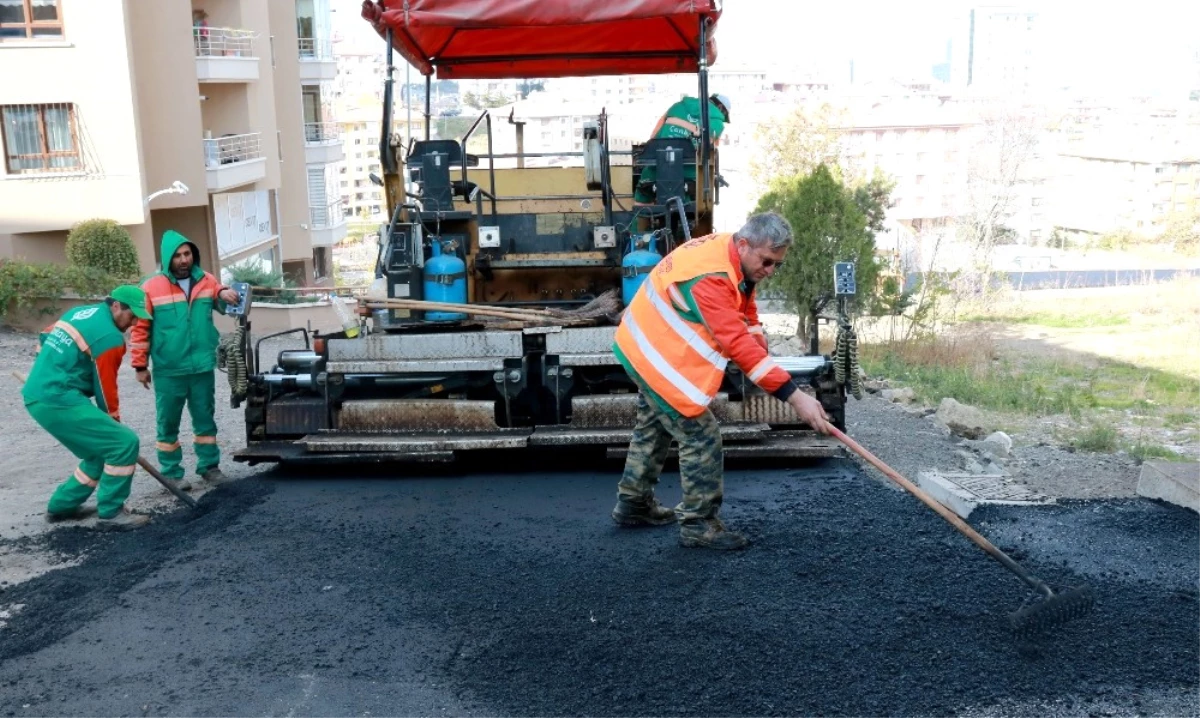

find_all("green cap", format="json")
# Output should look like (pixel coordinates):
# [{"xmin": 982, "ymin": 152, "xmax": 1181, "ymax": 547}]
[{"xmin": 110, "ymin": 285, "xmax": 152, "ymax": 320}]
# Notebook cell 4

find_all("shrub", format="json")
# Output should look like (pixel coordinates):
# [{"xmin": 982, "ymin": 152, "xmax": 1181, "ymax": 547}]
[
  {"xmin": 0, "ymin": 259, "xmax": 136, "ymax": 318},
  {"xmin": 66, "ymin": 219, "xmax": 141, "ymax": 277}
]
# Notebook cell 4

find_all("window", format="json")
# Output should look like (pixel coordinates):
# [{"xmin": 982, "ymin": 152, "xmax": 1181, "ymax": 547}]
[
  {"xmin": 2, "ymin": 103, "xmax": 81, "ymax": 173},
  {"xmin": 0, "ymin": 0, "xmax": 63, "ymax": 40}
]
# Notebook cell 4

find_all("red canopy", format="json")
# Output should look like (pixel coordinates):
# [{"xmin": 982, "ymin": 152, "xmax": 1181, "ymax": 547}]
[{"xmin": 360, "ymin": 0, "xmax": 721, "ymax": 79}]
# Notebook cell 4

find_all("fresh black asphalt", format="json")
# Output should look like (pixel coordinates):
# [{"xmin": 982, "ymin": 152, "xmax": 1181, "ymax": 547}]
[{"xmin": 0, "ymin": 459, "xmax": 1196, "ymax": 717}]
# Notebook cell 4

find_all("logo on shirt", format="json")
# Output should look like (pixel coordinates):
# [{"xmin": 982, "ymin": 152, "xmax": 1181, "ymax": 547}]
[{"xmin": 70, "ymin": 307, "xmax": 98, "ymax": 321}]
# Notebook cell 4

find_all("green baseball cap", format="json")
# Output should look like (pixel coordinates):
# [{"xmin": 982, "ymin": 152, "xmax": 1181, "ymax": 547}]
[{"xmin": 110, "ymin": 284, "xmax": 152, "ymax": 320}]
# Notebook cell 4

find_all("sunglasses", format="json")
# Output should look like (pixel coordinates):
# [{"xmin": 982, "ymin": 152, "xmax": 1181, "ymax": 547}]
[{"xmin": 760, "ymin": 257, "xmax": 785, "ymax": 268}]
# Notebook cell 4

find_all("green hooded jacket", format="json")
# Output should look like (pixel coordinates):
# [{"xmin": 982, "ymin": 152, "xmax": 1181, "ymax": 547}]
[{"xmin": 130, "ymin": 230, "xmax": 229, "ymax": 377}]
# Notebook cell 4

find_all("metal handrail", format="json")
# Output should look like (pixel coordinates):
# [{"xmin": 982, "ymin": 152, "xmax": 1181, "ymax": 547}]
[
  {"xmin": 298, "ymin": 37, "xmax": 332, "ymax": 59},
  {"xmin": 309, "ymin": 198, "xmax": 346, "ymax": 228},
  {"xmin": 304, "ymin": 122, "xmax": 340, "ymax": 144},
  {"xmin": 193, "ymin": 27, "xmax": 257, "ymax": 58},
  {"xmin": 203, "ymin": 132, "xmax": 263, "ymax": 167}
]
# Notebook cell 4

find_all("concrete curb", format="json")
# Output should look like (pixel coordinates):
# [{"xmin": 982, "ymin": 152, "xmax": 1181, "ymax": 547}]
[
  {"xmin": 916, "ymin": 470, "xmax": 1055, "ymax": 519},
  {"xmin": 1136, "ymin": 461, "xmax": 1199, "ymax": 513}
]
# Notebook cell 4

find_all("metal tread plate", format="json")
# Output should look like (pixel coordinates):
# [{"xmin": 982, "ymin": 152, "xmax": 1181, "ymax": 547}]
[
  {"xmin": 529, "ymin": 423, "xmax": 773, "ymax": 446},
  {"xmin": 301, "ymin": 431, "xmax": 531, "ymax": 453},
  {"xmin": 606, "ymin": 431, "xmax": 843, "ymax": 460}
]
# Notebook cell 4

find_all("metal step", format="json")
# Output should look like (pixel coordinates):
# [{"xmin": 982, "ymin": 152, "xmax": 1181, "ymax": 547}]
[
  {"xmin": 528, "ymin": 423, "xmax": 772, "ymax": 447},
  {"xmin": 606, "ymin": 431, "xmax": 843, "ymax": 460},
  {"xmin": 301, "ymin": 430, "xmax": 530, "ymax": 453}
]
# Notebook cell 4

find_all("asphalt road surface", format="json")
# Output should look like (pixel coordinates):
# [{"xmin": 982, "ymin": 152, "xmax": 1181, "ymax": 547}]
[{"xmin": 1, "ymin": 459, "xmax": 1196, "ymax": 717}]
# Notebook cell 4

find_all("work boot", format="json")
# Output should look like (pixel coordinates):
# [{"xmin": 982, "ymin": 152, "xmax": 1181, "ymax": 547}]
[
  {"xmin": 611, "ymin": 495, "xmax": 677, "ymax": 527},
  {"xmin": 44, "ymin": 505, "xmax": 98, "ymax": 524},
  {"xmin": 679, "ymin": 517, "xmax": 749, "ymax": 550},
  {"xmin": 95, "ymin": 509, "xmax": 151, "ymax": 531},
  {"xmin": 201, "ymin": 468, "xmax": 227, "ymax": 484},
  {"xmin": 165, "ymin": 478, "xmax": 192, "ymax": 493}
]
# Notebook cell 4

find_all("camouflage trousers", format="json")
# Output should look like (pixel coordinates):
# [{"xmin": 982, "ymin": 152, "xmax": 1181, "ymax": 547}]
[{"xmin": 617, "ymin": 390, "xmax": 725, "ymax": 522}]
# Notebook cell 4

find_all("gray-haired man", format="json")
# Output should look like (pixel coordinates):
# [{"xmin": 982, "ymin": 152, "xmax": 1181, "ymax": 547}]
[{"xmin": 611, "ymin": 212, "xmax": 833, "ymax": 550}]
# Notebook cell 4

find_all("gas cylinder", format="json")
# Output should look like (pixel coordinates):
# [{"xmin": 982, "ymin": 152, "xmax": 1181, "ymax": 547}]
[
  {"xmin": 621, "ymin": 233, "xmax": 662, "ymax": 306},
  {"xmin": 423, "ymin": 239, "xmax": 467, "ymax": 321}
]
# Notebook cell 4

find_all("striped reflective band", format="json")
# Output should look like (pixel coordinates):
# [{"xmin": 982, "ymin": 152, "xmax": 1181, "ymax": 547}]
[
  {"xmin": 194, "ymin": 435, "xmax": 217, "ymax": 445},
  {"xmin": 645, "ymin": 286, "xmax": 728, "ymax": 372},
  {"xmin": 104, "ymin": 464, "xmax": 136, "ymax": 477},
  {"xmin": 624, "ymin": 312, "xmax": 712, "ymax": 408},
  {"xmin": 53, "ymin": 321, "xmax": 90, "ymax": 356},
  {"xmin": 73, "ymin": 467, "xmax": 98, "ymax": 487},
  {"xmin": 747, "ymin": 325, "xmax": 765, "ymax": 335},
  {"xmin": 156, "ymin": 441, "xmax": 181, "ymax": 452},
  {"xmin": 748, "ymin": 356, "xmax": 781, "ymax": 382}
]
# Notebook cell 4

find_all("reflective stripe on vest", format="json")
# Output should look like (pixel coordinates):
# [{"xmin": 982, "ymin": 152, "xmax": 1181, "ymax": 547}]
[{"xmin": 614, "ymin": 233, "xmax": 742, "ymax": 417}]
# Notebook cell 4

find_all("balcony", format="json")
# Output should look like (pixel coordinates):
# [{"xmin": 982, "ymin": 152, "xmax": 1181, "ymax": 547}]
[
  {"xmin": 298, "ymin": 37, "xmax": 336, "ymax": 82},
  {"xmin": 304, "ymin": 122, "xmax": 343, "ymax": 164},
  {"xmin": 309, "ymin": 198, "xmax": 348, "ymax": 246},
  {"xmin": 203, "ymin": 133, "xmax": 266, "ymax": 191},
  {"xmin": 194, "ymin": 27, "xmax": 260, "ymax": 83}
]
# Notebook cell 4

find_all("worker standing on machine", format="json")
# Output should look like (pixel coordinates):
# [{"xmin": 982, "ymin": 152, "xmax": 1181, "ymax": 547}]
[
  {"xmin": 131, "ymin": 230, "xmax": 241, "ymax": 492},
  {"xmin": 610, "ymin": 212, "xmax": 833, "ymax": 550},
  {"xmin": 633, "ymin": 93, "xmax": 731, "ymax": 205},
  {"xmin": 24, "ymin": 286, "xmax": 155, "ymax": 530}
]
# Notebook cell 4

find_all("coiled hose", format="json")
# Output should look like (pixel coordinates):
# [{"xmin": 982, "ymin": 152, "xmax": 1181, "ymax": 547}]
[
  {"xmin": 834, "ymin": 323, "xmax": 863, "ymax": 400},
  {"xmin": 217, "ymin": 323, "xmax": 249, "ymax": 406}
]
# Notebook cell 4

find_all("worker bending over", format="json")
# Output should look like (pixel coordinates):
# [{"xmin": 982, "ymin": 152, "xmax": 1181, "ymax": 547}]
[
  {"xmin": 633, "ymin": 93, "xmax": 731, "ymax": 205},
  {"xmin": 24, "ymin": 286, "xmax": 154, "ymax": 530},
  {"xmin": 131, "ymin": 230, "xmax": 240, "ymax": 492},
  {"xmin": 611, "ymin": 212, "xmax": 833, "ymax": 550}
]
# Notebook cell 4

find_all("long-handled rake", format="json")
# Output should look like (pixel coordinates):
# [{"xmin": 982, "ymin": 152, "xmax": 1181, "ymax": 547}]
[{"xmin": 828, "ymin": 426, "xmax": 1095, "ymax": 636}]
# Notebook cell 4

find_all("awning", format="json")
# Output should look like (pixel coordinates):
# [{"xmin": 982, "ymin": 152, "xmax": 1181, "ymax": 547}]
[{"xmin": 359, "ymin": 0, "xmax": 722, "ymax": 79}]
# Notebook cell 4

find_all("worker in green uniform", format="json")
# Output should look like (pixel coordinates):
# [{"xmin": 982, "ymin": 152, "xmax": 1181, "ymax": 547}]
[
  {"xmin": 23, "ymin": 286, "xmax": 154, "ymax": 530},
  {"xmin": 131, "ymin": 230, "xmax": 240, "ymax": 492},
  {"xmin": 633, "ymin": 93, "xmax": 730, "ymax": 205}
]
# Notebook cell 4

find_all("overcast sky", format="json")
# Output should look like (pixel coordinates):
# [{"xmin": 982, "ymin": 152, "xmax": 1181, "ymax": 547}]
[{"xmin": 333, "ymin": 1, "xmax": 1200, "ymax": 97}]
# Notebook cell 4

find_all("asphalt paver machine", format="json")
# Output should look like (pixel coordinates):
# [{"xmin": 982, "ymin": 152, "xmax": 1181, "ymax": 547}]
[{"xmin": 233, "ymin": 0, "xmax": 847, "ymax": 466}]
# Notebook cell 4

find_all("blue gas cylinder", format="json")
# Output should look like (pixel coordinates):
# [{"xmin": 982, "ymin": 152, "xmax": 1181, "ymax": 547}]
[
  {"xmin": 423, "ymin": 239, "xmax": 467, "ymax": 321},
  {"xmin": 621, "ymin": 233, "xmax": 662, "ymax": 306}
]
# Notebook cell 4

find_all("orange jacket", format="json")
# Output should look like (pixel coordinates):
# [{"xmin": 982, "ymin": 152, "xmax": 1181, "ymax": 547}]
[{"xmin": 614, "ymin": 233, "xmax": 796, "ymax": 418}]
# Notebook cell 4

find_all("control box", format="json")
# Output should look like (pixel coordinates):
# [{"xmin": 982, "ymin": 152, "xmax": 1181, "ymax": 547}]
[
  {"xmin": 834, "ymin": 262, "xmax": 856, "ymax": 296},
  {"xmin": 225, "ymin": 282, "xmax": 253, "ymax": 317}
]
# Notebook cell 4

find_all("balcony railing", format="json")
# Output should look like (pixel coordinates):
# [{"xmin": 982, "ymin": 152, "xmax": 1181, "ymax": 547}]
[
  {"xmin": 194, "ymin": 27, "xmax": 257, "ymax": 57},
  {"xmin": 203, "ymin": 133, "xmax": 263, "ymax": 168},
  {"xmin": 298, "ymin": 37, "xmax": 332, "ymax": 60},
  {"xmin": 304, "ymin": 122, "xmax": 340, "ymax": 144},
  {"xmin": 310, "ymin": 198, "xmax": 346, "ymax": 228}
]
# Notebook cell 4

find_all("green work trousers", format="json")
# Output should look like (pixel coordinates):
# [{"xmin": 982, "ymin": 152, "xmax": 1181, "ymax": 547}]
[
  {"xmin": 617, "ymin": 390, "xmax": 725, "ymax": 522},
  {"xmin": 26, "ymin": 400, "xmax": 140, "ymax": 520},
  {"xmin": 154, "ymin": 371, "xmax": 220, "ymax": 480}
]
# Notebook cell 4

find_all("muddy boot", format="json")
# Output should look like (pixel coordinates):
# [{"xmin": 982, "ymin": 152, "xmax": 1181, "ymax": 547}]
[
  {"xmin": 96, "ymin": 509, "xmax": 151, "ymax": 531},
  {"xmin": 679, "ymin": 517, "xmax": 748, "ymax": 550},
  {"xmin": 45, "ymin": 505, "xmax": 98, "ymax": 524},
  {"xmin": 611, "ymin": 495, "xmax": 677, "ymax": 527},
  {"xmin": 201, "ymin": 468, "xmax": 227, "ymax": 484},
  {"xmin": 165, "ymin": 478, "xmax": 192, "ymax": 493}
]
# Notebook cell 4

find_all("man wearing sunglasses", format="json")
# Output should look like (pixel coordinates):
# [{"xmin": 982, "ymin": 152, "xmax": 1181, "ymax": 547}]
[{"xmin": 611, "ymin": 212, "xmax": 833, "ymax": 550}]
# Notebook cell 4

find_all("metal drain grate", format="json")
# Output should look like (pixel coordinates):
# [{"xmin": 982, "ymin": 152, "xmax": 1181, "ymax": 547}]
[{"xmin": 916, "ymin": 471, "xmax": 1055, "ymax": 518}]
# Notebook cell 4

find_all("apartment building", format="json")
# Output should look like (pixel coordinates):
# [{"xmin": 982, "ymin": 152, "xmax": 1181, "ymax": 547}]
[
  {"xmin": 0, "ymin": 0, "xmax": 343, "ymax": 285},
  {"xmin": 1054, "ymin": 144, "xmax": 1200, "ymax": 240}
]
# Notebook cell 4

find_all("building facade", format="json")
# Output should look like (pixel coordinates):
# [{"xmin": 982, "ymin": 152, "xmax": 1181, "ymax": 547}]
[{"xmin": 0, "ymin": 0, "xmax": 343, "ymax": 285}]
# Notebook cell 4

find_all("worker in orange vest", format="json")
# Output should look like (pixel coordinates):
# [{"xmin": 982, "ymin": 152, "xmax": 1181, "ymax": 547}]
[{"xmin": 611, "ymin": 212, "xmax": 833, "ymax": 550}]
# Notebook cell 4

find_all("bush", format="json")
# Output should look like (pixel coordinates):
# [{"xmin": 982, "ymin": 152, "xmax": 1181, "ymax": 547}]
[
  {"xmin": 65, "ymin": 219, "xmax": 141, "ymax": 277},
  {"xmin": 0, "ymin": 259, "xmax": 137, "ymax": 318}
]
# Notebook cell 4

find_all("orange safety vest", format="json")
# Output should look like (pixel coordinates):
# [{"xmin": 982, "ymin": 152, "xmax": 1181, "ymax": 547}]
[{"xmin": 614, "ymin": 233, "xmax": 743, "ymax": 418}]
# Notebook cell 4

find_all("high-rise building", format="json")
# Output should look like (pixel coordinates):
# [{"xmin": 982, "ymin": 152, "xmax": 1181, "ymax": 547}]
[
  {"xmin": 0, "ymin": 0, "xmax": 344, "ymax": 286},
  {"xmin": 964, "ymin": 6, "xmax": 1040, "ymax": 94}
]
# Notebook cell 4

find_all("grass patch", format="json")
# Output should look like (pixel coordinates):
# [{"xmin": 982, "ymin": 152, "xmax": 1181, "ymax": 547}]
[
  {"xmin": 1164, "ymin": 412, "xmax": 1198, "ymax": 430},
  {"xmin": 861, "ymin": 330, "xmax": 1199, "ymax": 420},
  {"xmin": 1070, "ymin": 424, "xmax": 1120, "ymax": 452},
  {"xmin": 1126, "ymin": 443, "xmax": 1188, "ymax": 462},
  {"xmin": 962, "ymin": 311, "xmax": 1131, "ymax": 329}
]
